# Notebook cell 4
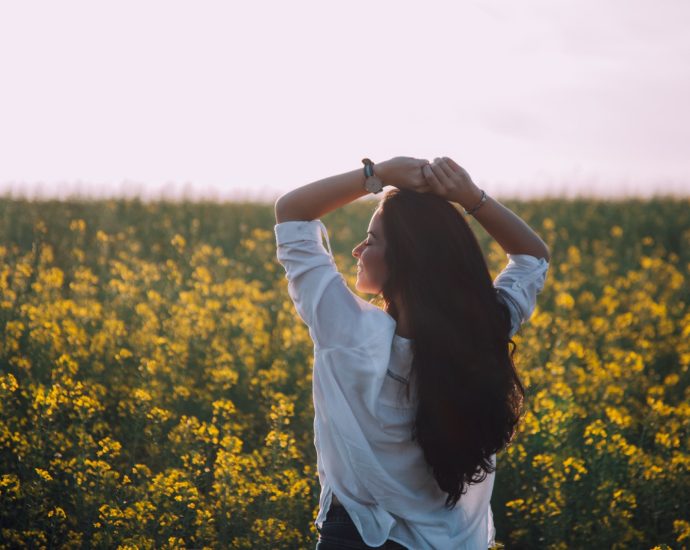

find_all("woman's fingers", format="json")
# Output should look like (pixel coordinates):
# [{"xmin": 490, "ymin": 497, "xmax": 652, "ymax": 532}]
[
  {"xmin": 421, "ymin": 156, "xmax": 476, "ymax": 203},
  {"xmin": 432, "ymin": 158, "xmax": 456, "ymax": 186},
  {"xmin": 415, "ymin": 160, "xmax": 432, "ymax": 191},
  {"xmin": 423, "ymin": 161, "xmax": 450, "ymax": 198},
  {"xmin": 434, "ymin": 158, "xmax": 457, "ymax": 180},
  {"xmin": 442, "ymin": 156, "xmax": 462, "ymax": 174},
  {"xmin": 443, "ymin": 156, "xmax": 474, "ymax": 184}
]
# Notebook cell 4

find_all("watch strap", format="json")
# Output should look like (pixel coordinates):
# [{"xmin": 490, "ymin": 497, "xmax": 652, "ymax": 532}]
[{"xmin": 362, "ymin": 158, "xmax": 375, "ymax": 177}]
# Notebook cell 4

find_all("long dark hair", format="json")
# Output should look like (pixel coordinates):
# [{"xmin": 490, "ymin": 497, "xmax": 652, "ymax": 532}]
[{"xmin": 375, "ymin": 188, "xmax": 524, "ymax": 509}]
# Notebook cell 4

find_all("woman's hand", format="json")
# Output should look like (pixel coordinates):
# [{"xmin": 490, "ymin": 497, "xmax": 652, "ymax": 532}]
[
  {"xmin": 376, "ymin": 156, "xmax": 432, "ymax": 193},
  {"xmin": 422, "ymin": 156, "xmax": 482, "ymax": 207}
]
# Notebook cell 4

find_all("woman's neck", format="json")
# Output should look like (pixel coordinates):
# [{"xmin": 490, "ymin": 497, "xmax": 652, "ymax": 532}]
[{"xmin": 389, "ymin": 299, "xmax": 413, "ymax": 339}]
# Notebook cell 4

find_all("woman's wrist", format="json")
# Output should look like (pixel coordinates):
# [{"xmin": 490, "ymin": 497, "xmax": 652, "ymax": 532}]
[
  {"xmin": 455, "ymin": 185, "xmax": 484, "ymax": 210},
  {"xmin": 373, "ymin": 159, "xmax": 390, "ymax": 183}
]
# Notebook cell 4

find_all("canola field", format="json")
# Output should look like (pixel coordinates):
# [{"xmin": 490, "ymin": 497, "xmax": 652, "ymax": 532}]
[{"xmin": 0, "ymin": 196, "xmax": 688, "ymax": 549}]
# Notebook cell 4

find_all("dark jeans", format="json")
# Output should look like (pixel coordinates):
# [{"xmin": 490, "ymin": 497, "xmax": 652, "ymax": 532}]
[{"xmin": 315, "ymin": 503, "xmax": 408, "ymax": 550}]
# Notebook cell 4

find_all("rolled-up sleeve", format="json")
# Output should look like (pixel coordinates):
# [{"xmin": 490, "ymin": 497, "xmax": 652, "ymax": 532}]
[
  {"xmin": 493, "ymin": 253, "xmax": 550, "ymax": 338},
  {"xmin": 274, "ymin": 219, "xmax": 378, "ymax": 349}
]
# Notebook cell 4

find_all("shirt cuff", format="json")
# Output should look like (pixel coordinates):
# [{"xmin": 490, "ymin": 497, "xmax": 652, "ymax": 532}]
[
  {"xmin": 275, "ymin": 219, "xmax": 322, "ymax": 243},
  {"xmin": 505, "ymin": 252, "xmax": 550, "ymax": 267},
  {"xmin": 274, "ymin": 219, "xmax": 333, "ymax": 255}
]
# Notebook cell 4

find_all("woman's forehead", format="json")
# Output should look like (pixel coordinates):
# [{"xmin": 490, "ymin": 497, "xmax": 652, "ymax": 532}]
[{"xmin": 368, "ymin": 210, "xmax": 384, "ymax": 237}]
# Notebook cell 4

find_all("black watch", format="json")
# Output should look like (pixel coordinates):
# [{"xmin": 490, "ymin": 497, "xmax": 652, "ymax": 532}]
[{"xmin": 362, "ymin": 158, "xmax": 384, "ymax": 194}]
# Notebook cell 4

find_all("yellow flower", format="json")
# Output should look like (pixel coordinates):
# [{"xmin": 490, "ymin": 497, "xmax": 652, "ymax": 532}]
[
  {"xmin": 584, "ymin": 419, "xmax": 607, "ymax": 445},
  {"xmin": 674, "ymin": 519, "xmax": 690, "ymax": 543},
  {"xmin": 69, "ymin": 219, "xmax": 86, "ymax": 232},
  {"xmin": 35, "ymin": 468, "xmax": 53, "ymax": 482},
  {"xmin": 562, "ymin": 457, "xmax": 588, "ymax": 481},
  {"xmin": 0, "ymin": 373, "xmax": 19, "ymax": 392},
  {"xmin": 555, "ymin": 292, "xmax": 575, "ymax": 310},
  {"xmin": 47, "ymin": 507, "xmax": 67, "ymax": 520},
  {"xmin": 171, "ymin": 234, "xmax": 186, "ymax": 251}
]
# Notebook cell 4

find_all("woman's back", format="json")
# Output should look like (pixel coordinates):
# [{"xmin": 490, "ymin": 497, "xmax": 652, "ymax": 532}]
[{"xmin": 274, "ymin": 217, "xmax": 549, "ymax": 549}]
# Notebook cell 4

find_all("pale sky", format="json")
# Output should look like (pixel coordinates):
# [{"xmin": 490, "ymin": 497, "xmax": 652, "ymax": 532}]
[{"xmin": 1, "ymin": 0, "xmax": 688, "ymax": 202}]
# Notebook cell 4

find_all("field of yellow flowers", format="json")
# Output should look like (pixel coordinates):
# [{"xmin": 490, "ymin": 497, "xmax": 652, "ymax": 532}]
[{"xmin": 0, "ymin": 196, "xmax": 688, "ymax": 549}]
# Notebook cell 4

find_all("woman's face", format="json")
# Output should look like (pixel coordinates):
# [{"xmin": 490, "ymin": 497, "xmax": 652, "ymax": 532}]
[{"xmin": 352, "ymin": 209, "xmax": 389, "ymax": 294}]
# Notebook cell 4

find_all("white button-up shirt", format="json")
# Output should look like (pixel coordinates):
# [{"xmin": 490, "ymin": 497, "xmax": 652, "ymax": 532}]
[{"xmin": 274, "ymin": 219, "xmax": 549, "ymax": 549}]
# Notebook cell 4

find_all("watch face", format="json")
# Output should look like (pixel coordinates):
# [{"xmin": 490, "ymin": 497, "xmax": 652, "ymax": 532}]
[{"xmin": 365, "ymin": 175, "xmax": 383, "ymax": 192}]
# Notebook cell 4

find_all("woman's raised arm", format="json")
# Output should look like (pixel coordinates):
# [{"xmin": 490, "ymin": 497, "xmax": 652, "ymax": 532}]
[
  {"xmin": 275, "ymin": 167, "xmax": 370, "ymax": 223},
  {"xmin": 275, "ymin": 157, "xmax": 431, "ymax": 223}
]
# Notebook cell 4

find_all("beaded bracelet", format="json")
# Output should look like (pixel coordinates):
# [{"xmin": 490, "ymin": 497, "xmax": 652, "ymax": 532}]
[{"xmin": 463, "ymin": 189, "xmax": 488, "ymax": 215}]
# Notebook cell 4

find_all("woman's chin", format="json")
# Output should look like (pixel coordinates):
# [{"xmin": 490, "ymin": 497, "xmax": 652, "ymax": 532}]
[
  {"xmin": 355, "ymin": 277, "xmax": 366, "ymax": 292},
  {"xmin": 356, "ymin": 282, "xmax": 375, "ymax": 295}
]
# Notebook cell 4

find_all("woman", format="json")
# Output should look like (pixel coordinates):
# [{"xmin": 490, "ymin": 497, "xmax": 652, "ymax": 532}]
[{"xmin": 274, "ymin": 156, "xmax": 551, "ymax": 549}]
